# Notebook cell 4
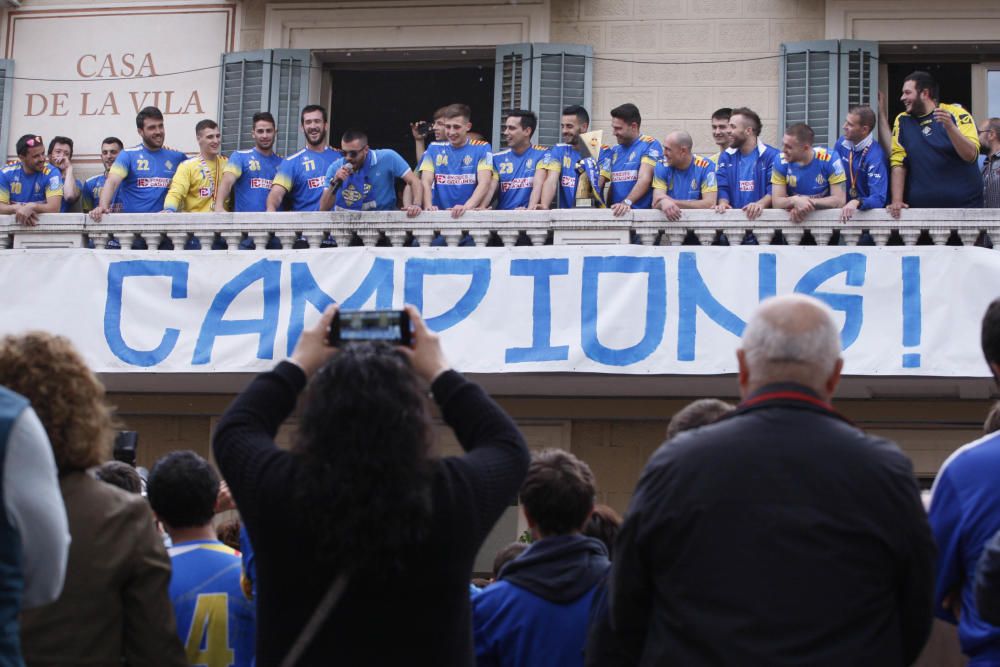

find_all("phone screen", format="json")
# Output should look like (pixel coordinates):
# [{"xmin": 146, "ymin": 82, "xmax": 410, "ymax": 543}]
[{"xmin": 330, "ymin": 309, "xmax": 411, "ymax": 346}]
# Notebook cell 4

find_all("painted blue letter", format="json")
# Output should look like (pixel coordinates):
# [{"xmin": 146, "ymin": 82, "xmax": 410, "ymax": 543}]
[
  {"xmin": 193, "ymin": 259, "xmax": 281, "ymax": 365},
  {"xmin": 104, "ymin": 260, "xmax": 188, "ymax": 367},
  {"xmin": 677, "ymin": 252, "xmax": 748, "ymax": 362},
  {"xmin": 794, "ymin": 253, "xmax": 867, "ymax": 349},
  {"xmin": 404, "ymin": 258, "xmax": 491, "ymax": 331},
  {"xmin": 581, "ymin": 256, "xmax": 666, "ymax": 366},
  {"xmin": 505, "ymin": 258, "xmax": 570, "ymax": 363}
]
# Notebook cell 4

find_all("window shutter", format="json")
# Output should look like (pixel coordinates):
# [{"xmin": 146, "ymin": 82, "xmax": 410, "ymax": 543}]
[
  {"xmin": 779, "ymin": 40, "xmax": 838, "ymax": 147},
  {"xmin": 0, "ymin": 60, "xmax": 14, "ymax": 160},
  {"xmin": 838, "ymin": 40, "xmax": 879, "ymax": 133},
  {"xmin": 493, "ymin": 44, "xmax": 593, "ymax": 148},
  {"xmin": 217, "ymin": 49, "xmax": 312, "ymax": 157}
]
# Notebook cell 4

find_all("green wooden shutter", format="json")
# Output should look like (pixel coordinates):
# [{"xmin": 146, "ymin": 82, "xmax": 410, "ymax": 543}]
[
  {"xmin": 493, "ymin": 44, "xmax": 532, "ymax": 148},
  {"xmin": 268, "ymin": 49, "xmax": 312, "ymax": 157},
  {"xmin": 838, "ymin": 40, "xmax": 879, "ymax": 132},
  {"xmin": 0, "ymin": 60, "xmax": 14, "ymax": 160}
]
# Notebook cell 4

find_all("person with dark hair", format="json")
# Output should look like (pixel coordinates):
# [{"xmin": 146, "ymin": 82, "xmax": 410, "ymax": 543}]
[
  {"xmin": 90, "ymin": 106, "xmax": 187, "ymax": 220},
  {"xmin": 772, "ymin": 122, "xmax": 847, "ymax": 223},
  {"xmin": 714, "ymin": 106, "xmax": 779, "ymax": 221},
  {"xmin": 215, "ymin": 112, "xmax": 283, "ymax": 213},
  {"xmin": 600, "ymin": 102, "xmax": 663, "ymax": 216},
  {"xmin": 835, "ymin": 104, "xmax": 889, "ymax": 222},
  {"xmin": 665, "ymin": 398, "xmax": 735, "ymax": 440},
  {"xmin": 473, "ymin": 449, "xmax": 609, "ymax": 667},
  {"xmin": 46, "ymin": 136, "xmax": 81, "ymax": 213},
  {"xmin": 490, "ymin": 110, "xmax": 547, "ymax": 210},
  {"xmin": 538, "ymin": 104, "xmax": 596, "ymax": 209},
  {"xmin": 492, "ymin": 541, "xmax": 529, "ymax": 581},
  {"xmin": 709, "ymin": 108, "xmax": 733, "ymax": 163},
  {"xmin": 164, "ymin": 119, "xmax": 226, "ymax": 213},
  {"xmin": 930, "ymin": 298, "xmax": 1000, "ymax": 663},
  {"xmin": 411, "ymin": 105, "xmax": 449, "ymax": 166},
  {"xmin": 94, "ymin": 460, "xmax": 143, "ymax": 494},
  {"xmin": 888, "ymin": 70, "xmax": 982, "ymax": 218},
  {"xmin": 581, "ymin": 504, "xmax": 622, "ymax": 560},
  {"xmin": 82, "ymin": 137, "xmax": 124, "ymax": 213},
  {"xmin": 267, "ymin": 104, "xmax": 342, "ymax": 211},
  {"xmin": 148, "ymin": 450, "xmax": 255, "ymax": 667},
  {"xmin": 212, "ymin": 305, "xmax": 529, "ymax": 665},
  {"xmin": 319, "ymin": 128, "xmax": 422, "ymax": 215},
  {"xmin": 419, "ymin": 103, "xmax": 493, "ymax": 219},
  {"xmin": 0, "ymin": 332, "xmax": 186, "ymax": 666},
  {"xmin": 652, "ymin": 130, "xmax": 718, "ymax": 221},
  {"xmin": 0, "ymin": 134, "xmax": 63, "ymax": 225},
  {"xmin": 980, "ymin": 117, "xmax": 1000, "ymax": 208}
]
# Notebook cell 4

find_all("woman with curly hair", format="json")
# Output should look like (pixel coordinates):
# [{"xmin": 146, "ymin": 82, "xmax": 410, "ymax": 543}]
[
  {"xmin": 0, "ymin": 332, "xmax": 186, "ymax": 666},
  {"xmin": 213, "ymin": 305, "xmax": 529, "ymax": 666}
]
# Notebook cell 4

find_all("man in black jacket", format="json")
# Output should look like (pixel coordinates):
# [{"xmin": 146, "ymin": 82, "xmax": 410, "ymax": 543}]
[{"xmin": 606, "ymin": 294, "xmax": 935, "ymax": 666}]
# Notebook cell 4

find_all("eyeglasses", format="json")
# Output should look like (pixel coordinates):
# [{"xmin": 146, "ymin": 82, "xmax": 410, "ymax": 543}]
[
  {"xmin": 343, "ymin": 146, "xmax": 368, "ymax": 158},
  {"xmin": 25, "ymin": 136, "xmax": 42, "ymax": 147}
]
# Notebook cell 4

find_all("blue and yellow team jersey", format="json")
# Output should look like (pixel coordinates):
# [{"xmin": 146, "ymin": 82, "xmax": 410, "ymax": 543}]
[
  {"xmin": 539, "ymin": 143, "xmax": 586, "ymax": 208},
  {"xmin": 772, "ymin": 147, "xmax": 846, "ymax": 197},
  {"xmin": 82, "ymin": 173, "xmax": 122, "ymax": 212},
  {"xmin": 652, "ymin": 155, "xmax": 717, "ymax": 201},
  {"xmin": 273, "ymin": 146, "xmax": 342, "ymax": 211},
  {"xmin": 168, "ymin": 540, "xmax": 255, "ymax": 667},
  {"xmin": 109, "ymin": 145, "xmax": 187, "ymax": 213},
  {"xmin": 491, "ymin": 145, "xmax": 547, "ymax": 210},
  {"xmin": 225, "ymin": 148, "xmax": 283, "ymax": 212},
  {"xmin": 325, "ymin": 148, "xmax": 411, "ymax": 211},
  {"xmin": 0, "ymin": 162, "xmax": 63, "ymax": 205},
  {"xmin": 418, "ymin": 139, "xmax": 492, "ymax": 209},
  {"xmin": 59, "ymin": 178, "xmax": 83, "ymax": 212},
  {"xmin": 600, "ymin": 135, "xmax": 663, "ymax": 207}
]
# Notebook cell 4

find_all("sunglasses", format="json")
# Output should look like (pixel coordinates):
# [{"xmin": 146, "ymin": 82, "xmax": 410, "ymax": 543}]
[
  {"xmin": 343, "ymin": 147, "xmax": 368, "ymax": 158},
  {"xmin": 25, "ymin": 136, "xmax": 43, "ymax": 147}
]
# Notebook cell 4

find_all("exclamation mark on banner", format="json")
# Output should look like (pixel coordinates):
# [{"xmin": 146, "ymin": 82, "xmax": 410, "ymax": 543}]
[{"xmin": 901, "ymin": 256, "xmax": 921, "ymax": 368}]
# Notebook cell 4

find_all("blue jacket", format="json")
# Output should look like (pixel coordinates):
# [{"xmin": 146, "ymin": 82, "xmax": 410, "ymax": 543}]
[
  {"xmin": 833, "ymin": 134, "xmax": 888, "ymax": 210},
  {"xmin": 473, "ymin": 534, "xmax": 610, "ymax": 667},
  {"xmin": 716, "ymin": 141, "xmax": 780, "ymax": 208}
]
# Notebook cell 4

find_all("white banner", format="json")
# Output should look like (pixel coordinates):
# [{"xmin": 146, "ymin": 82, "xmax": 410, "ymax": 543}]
[{"xmin": 0, "ymin": 246, "xmax": 995, "ymax": 377}]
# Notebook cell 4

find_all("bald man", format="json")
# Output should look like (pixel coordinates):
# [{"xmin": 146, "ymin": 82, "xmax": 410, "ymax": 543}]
[
  {"xmin": 651, "ymin": 131, "xmax": 717, "ymax": 221},
  {"xmin": 598, "ymin": 295, "xmax": 935, "ymax": 667}
]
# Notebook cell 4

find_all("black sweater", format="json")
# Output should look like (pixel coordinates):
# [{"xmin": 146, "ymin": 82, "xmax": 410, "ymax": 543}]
[{"xmin": 212, "ymin": 362, "xmax": 529, "ymax": 666}]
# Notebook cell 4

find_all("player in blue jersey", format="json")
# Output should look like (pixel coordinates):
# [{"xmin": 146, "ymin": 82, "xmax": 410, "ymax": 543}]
[
  {"xmin": 714, "ymin": 106, "xmax": 780, "ymax": 221},
  {"xmin": 834, "ymin": 105, "xmax": 888, "ymax": 222},
  {"xmin": 418, "ymin": 103, "xmax": 493, "ymax": 218},
  {"xmin": 90, "ymin": 107, "xmax": 187, "ymax": 220},
  {"xmin": 47, "ymin": 137, "xmax": 82, "ymax": 213},
  {"xmin": 889, "ymin": 70, "xmax": 982, "ymax": 218},
  {"xmin": 598, "ymin": 103, "xmax": 663, "ymax": 216},
  {"xmin": 538, "ymin": 105, "xmax": 594, "ymax": 209},
  {"xmin": 267, "ymin": 105, "xmax": 342, "ymax": 212},
  {"xmin": 651, "ymin": 131, "xmax": 717, "ymax": 221},
  {"xmin": 772, "ymin": 123, "xmax": 847, "ymax": 223},
  {"xmin": 0, "ymin": 134, "xmax": 63, "ymax": 226},
  {"xmin": 319, "ymin": 128, "xmax": 422, "ymax": 214},
  {"xmin": 215, "ymin": 111, "xmax": 283, "ymax": 213},
  {"xmin": 490, "ymin": 110, "xmax": 547, "ymax": 210},
  {"xmin": 82, "ymin": 137, "xmax": 124, "ymax": 213},
  {"xmin": 147, "ymin": 451, "xmax": 255, "ymax": 667}
]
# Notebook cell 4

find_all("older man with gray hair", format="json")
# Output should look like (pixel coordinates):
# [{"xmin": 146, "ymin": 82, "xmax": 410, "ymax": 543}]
[{"xmin": 600, "ymin": 294, "xmax": 935, "ymax": 667}]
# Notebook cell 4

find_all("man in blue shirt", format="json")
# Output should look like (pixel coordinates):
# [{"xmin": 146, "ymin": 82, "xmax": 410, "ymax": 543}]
[
  {"xmin": 319, "ymin": 128, "xmax": 422, "ymax": 215},
  {"xmin": 147, "ymin": 451, "xmax": 255, "ymax": 667},
  {"xmin": 834, "ymin": 105, "xmax": 888, "ymax": 222},
  {"xmin": 772, "ymin": 123, "xmax": 847, "ymax": 223},
  {"xmin": 47, "ymin": 137, "xmax": 82, "ymax": 213},
  {"xmin": 267, "ymin": 104, "xmax": 342, "ymax": 211},
  {"xmin": 598, "ymin": 103, "xmax": 662, "ymax": 216},
  {"xmin": 90, "ymin": 107, "xmax": 188, "ymax": 220},
  {"xmin": 491, "ymin": 110, "xmax": 547, "ymax": 210},
  {"xmin": 929, "ymin": 299, "xmax": 1000, "ymax": 665},
  {"xmin": 418, "ymin": 103, "xmax": 493, "ymax": 218},
  {"xmin": 215, "ymin": 111, "xmax": 283, "ymax": 212},
  {"xmin": 82, "ymin": 137, "xmax": 124, "ymax": 213},
  {"xmin": 0, "ymin": 134, "xmax": 63, "ymax": 226},
  {"xmin": 714, "ymin": 106, "xmax": 780, "ymax": 220},
  {"xmin": 538, "ymin": 105, "xmax": 595, "ymax": 209},
  {"xmin": 651, "ymin": 130, "xmax": 717, "ymax": 221}
]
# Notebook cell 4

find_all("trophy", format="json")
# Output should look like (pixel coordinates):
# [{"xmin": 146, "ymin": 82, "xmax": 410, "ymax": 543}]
[{"xmin": 575, "ymin": 130, "xmax": 605, "ymax": 208}]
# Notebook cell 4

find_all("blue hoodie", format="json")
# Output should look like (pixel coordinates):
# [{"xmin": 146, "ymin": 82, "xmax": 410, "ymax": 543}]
[{"xmin": 473, "ymin": 534, "xmax": 610, "ymax": 667}]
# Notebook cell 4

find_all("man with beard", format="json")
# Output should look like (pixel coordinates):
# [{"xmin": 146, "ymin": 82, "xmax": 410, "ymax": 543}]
[
  {"xmin": 82, "ymin": 137, "xmax": 123, "ymax": 213},
  {"xmin": 538, "ymin": 105, "xmax": 596, "ymax": 209},
  {"xmin": 164, "ymin": 119, "xmax": 227, "ymax": 213},
  {"xmin": 267, "ymin": 105, "xmax": 342, "ymax": 211},
  {"xmin": 888, "ymin": 70, "xmax": 982, "ymax": 218},
  {"xmin": 90, "ymin": 107, "xmax": 187, "ymax": 220},
  {"xmin": 599, "ymin": 103, "xmax": 663, "ymax": 216},
  {"xmin": 0, "ymin": 134, "xmax": 63, "ymax": 226},
  {"xmin": 215, "ymin": 112, "xmax": 283, "ymax": 212},
  {"xmin": 714, "ymin": 106, "xmax": 780, "ymax": 221},
  {"xmin": 319, "ymin": 128, "xmax": 422, "ymax": 215}
]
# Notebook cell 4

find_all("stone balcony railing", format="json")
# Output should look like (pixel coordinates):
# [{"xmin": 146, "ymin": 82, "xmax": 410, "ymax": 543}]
[{"xmin": 2, "ymin": 208, "xmax": 999, "ymax": 250}]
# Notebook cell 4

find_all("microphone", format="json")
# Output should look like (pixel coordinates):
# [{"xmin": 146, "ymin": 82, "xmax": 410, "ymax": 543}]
[{"xmin": 329, "ymin": 162, "xmax": 354, "ymax": 195}]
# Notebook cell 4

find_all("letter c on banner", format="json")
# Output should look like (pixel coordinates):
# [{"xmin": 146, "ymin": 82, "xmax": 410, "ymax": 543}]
[
  {"xmin": 404, "ymin": 258, "xmax": 491, "ymax": 331},
  {"xmin": 104, "ymin": 260, "xmax": 189, "ymax": 367}
]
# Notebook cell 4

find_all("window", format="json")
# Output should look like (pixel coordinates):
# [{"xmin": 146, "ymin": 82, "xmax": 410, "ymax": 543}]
[{"xmin": 0, "ymin": 60, "xmax": 13, "ymax": 160}]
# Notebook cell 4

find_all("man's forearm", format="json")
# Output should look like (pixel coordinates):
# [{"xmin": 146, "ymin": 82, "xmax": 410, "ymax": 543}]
[
  {"xmin": 98, "ymin": 174, "xmax": 123, "ymax": 211},
  {"xmin": 265, "ymin": 186, "xmax": 285, "ymax": 212},
  {"xmin": 404, "ymin": 173, "xmax": 422, "ymax": 208},
  {"xmin": 890, "ymin": 166, "xmax": 906, "ymax": 203},
  {"xmin": 464, "ymin": 173, "xmax": 492, "ymax": 208},
  {"xmin": 946, "ymin": 126, "xmax": 979, "ymax": 162},
  {"xmin": 539, "ymin": 172, "xmax": 557, "ymax": 208},
  {"xmin": 215, "ymin": 173, "xmax": 236, "ymax": 211},
  {"xmin": 677, "ymin": 193, "xmax": 716, "ymax": 209},
  {"xmin": 62, "ymin": 170, "xmax": 78, "ymax": 203}
]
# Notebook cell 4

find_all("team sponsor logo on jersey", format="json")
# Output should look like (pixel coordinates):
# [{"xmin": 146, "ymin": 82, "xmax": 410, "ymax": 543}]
[
  {"xmin": 436, "ymin": 173, "xmax": 476, "ymax": 185},
  {"xmin": 500, "ymin": 177, "xmax": 533, "ymax": 192},
  {"xmin": 739, "ymin": 180, "xmax": 755, "ymax": 192},
  {"xmin": 165, "ymin": 161, "xmax": 174, "ymax": 170},
  {"xmin": 307, "ymin": 176, "xmax": 325, "ymax": 189},
  {"xmin": 249, "ymin": 178, "xmax": 272, "ymax": 189},
  {"xmin": 137, "ymin": 177, "xmax": 172, "ymax": 188},
  {"xmin": 611, "ymin": 170, "xmax": 639, "ymax": 183},
  {"xmin": 199, "ymin": 187, "xmax": 211, "ymax": 197}
]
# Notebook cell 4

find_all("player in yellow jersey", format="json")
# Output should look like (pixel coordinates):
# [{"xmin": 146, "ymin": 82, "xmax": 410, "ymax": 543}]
[{"xmin": 164, "ymin": 119, "xmax": 228, "ymax": 213}]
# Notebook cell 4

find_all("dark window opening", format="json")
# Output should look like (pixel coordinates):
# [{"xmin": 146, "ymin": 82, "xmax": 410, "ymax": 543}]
[{"xmin": 886, "ymin": 62, "xmax": 973, "ymax": 120}]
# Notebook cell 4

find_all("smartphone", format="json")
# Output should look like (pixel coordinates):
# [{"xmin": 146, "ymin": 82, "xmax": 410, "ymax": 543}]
[{"xmin": 329, "ymin": 309, "xmax": 412, "ymax": 347}]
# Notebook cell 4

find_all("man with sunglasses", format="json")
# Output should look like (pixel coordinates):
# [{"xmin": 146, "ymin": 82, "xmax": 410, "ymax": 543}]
[
  {"xmin": 0, "ymin": 134, "xmax": 63, "ymax": 226},
  {"xmin": 319, "ymin": 129, "xmax": 422, "ymax": 215}
]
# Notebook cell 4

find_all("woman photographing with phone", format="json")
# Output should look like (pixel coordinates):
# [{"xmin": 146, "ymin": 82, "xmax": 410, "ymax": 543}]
[{"xmin": 213, "ymin": 305, "xmax": 529, "ymax": 666}]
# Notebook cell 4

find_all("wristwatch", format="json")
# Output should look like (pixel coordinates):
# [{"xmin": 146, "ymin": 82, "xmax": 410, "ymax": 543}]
[{"xmin": 623, "ymin": 198, "xmax": 633, "ymax": 208}]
